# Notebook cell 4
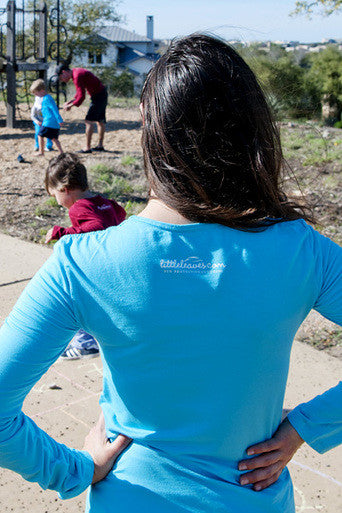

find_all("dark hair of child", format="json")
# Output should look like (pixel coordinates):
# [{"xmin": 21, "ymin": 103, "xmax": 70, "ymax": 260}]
[
  {"xmin": 140, "ymin": 33, "xmax": 314, "ymax": 230},
  {"xmin": 45, "ymin": 153, "xmax": 88, "ymax": 192}
]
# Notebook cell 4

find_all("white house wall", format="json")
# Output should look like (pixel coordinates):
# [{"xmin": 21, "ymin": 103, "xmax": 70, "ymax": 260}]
[
  {"xmin": 128, "ymin": 58, "xmax": 153, "ymax": 75},
  {"xmin": 76, "ymin": 41, "xmax": 155, "ymax": 82},
  {"xmin": 76, "ymin": 43, "xmax": 119, "ymax": 68},
  {"xmin": 76, "ymin": 53, "xmax": 88, "ymax": 67},
  {"xmin": 102, "ymin": 44, "xmax": 119, "ymax": 66}
]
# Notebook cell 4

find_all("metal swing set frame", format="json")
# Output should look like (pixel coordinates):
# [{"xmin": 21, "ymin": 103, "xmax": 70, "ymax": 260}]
[{"xmin": 0, "ymin": 0, "xmax": 64, "ymax": 128}]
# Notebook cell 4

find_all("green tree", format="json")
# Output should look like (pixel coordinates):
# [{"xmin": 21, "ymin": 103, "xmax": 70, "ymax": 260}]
[
  {"xmin": 240, "ymin": 46, "xmax": 319, "ymax": 118},
  {"xmin": 292, "ymin": 0, "xmax": 342, "ymax": 16},
  {"xmin": 94, "ymin": 63, "xmax": 134, "ymax": 97},
  {"xmin": 306, "ymin": 46, "xmax": 342, "ymax": 121}
]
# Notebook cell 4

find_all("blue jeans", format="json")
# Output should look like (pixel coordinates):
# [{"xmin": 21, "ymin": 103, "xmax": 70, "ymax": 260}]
[{"xmin": 34, "ymin": 122, "xmax": 52, "ymax": 150}]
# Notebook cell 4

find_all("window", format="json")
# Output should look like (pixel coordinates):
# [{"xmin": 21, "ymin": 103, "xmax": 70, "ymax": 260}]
[{"xmin": 88, "ymin": 52, "xmax": 103, "ymax": 64}]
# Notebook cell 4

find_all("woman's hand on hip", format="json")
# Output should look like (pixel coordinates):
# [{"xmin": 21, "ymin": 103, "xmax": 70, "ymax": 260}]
[
  {"xmin": 83, "ymin": 411, "xmax": 132, "ymax": 484},
  {"xmin": 238, "ymin": 418, "xmax": 304, "ymax": 491}
]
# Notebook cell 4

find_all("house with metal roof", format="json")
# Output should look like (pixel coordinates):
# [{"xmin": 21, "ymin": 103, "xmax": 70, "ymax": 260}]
[{"xmin": 77, "ymin": 16, "xmax": 160, "ymax": 88}]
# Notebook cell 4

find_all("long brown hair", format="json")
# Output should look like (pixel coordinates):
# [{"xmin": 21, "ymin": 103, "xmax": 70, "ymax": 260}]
[{"xmin": 141, "ymin": 34, "xmax": 313, "ymax": 229}]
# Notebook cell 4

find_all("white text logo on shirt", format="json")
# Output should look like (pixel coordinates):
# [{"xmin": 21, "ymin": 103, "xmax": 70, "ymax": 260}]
[{"xmin": 159, "ymin": 257, "xmax": 226, "ymax": 274}]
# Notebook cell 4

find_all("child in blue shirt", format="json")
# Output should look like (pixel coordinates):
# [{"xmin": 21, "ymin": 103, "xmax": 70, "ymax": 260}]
[
  {"xmin": 30, "ymin": 79, "xmax": 63, "ymax": 156},
  {"xmin": 30, "ymin": 83, "xmax": 53, "ymax": 152}
]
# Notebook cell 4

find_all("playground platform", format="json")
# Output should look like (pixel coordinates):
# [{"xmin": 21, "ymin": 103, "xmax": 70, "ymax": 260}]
[{"xmin": 0, "ymin": 232, "xmax": 341, "ymax": 513}]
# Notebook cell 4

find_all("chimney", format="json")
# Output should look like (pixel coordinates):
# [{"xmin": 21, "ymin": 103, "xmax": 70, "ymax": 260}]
[{"xmin": 146, "ymin": 15, "xmax": 154, "ymax": 41}]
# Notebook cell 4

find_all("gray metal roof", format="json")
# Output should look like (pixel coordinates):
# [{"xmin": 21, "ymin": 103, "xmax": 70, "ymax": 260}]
[{"xmin": 100, "ymin": 26, "xmax": 151, "ymax": 43}]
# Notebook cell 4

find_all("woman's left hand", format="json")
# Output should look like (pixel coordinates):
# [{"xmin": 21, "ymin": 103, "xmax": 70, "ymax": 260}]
[
  {"xmin": 238, "ymin": 418, "xmax": 304, "ymax": 491},
  {"xmin": 83, "ymin": 412, "xmax": 132, "ymax": 484}
]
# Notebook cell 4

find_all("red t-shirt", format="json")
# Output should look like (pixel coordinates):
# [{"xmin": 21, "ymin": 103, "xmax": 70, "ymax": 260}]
[
  {"xmin": 51, "ymin": 195, "xmax": 126, "ymax": 240},
  {"xmin": 72, "ymin": 68, "xmax": 105, "ymax": 107}
]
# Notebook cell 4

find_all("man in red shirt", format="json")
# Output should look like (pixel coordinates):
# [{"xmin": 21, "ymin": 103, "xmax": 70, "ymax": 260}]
[{"xmin": 56, "ymin": 64, "xmax": 108, "ymax": 153}]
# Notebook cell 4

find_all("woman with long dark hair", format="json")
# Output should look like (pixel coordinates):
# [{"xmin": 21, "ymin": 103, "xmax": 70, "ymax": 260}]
[{"xmin": 0, "ymin": 35, "xmax": 341, "ymax": 513}]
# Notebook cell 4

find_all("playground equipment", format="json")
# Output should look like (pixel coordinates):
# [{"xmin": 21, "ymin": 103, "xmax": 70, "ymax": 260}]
[{"xmin": 0, "ymin": 0, "xmax": 65, "ymax": 128}]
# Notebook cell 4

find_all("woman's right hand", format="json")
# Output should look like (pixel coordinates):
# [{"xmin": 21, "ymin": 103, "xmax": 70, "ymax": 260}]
[{"xmin": 83, "ymin": 412, "xmax": 132, "ymax": 484}]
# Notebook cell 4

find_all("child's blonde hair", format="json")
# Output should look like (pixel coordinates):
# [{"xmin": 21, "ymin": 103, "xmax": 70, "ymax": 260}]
[{"xmin": 30, "ymin": 79, "xmax": 45, "ymax": 94}]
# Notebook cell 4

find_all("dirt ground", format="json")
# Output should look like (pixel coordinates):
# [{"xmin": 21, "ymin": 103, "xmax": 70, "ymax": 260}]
[{"xmin": 0, "ymin": 102, "xmax": 143, "ymax": 241}]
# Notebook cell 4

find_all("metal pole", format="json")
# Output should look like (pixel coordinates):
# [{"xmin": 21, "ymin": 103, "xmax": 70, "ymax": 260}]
[
  {"xmin": 56, "ymin": 0, "xmax": 60, "ymax": 107},
  {"xmin": 33, "ymin": 0, "xmax": 37, "ymax": 59},
  {"xmin": 21, "ymin": 0, "xmax": 24, "ymax": 60},
  {"xmin": 6, "ymin": 0, "xmax": 16, "ymax": 128},
  {"xmin": 38, "ymin": 1, "xmax": 47, "ymax": 82}
]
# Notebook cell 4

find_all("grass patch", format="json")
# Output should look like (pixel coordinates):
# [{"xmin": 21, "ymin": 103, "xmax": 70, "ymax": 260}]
[
  {"xmin": 91, "ymin": 167, "xmax": 134, "ymax": 197},
  {"xmin": 89, "ymin": 163, "xmax": 114, "ymax": 175},
  {"xmin": 323, "ymin": 174, "xmax": 340, "ymax": 188},
  {"xmin": 45, "ymin": 196, "xmax": 59, "ymax": 208},
  {"xmin": 35, "ymin": 205, "xmax": 50, "ymax": 217},
  {"xmin": 300, "ymin": 326, "xmax": 342, "ymax": 351},
  {"xmin": 123, "ymin": 200, "xmax": 145, "ymax": 217},
  {"xmin": 121, "ymin": 155, "xmax": 138, "ymax": 167},
  {"xmin": 302, "ymin": 156, "xmax": 332, "ymax": 166},
  {"xmin": 87, "ymin": 157, "xmax": 147, "ymax": 204},
  {"xmin": 90, "ymin": 163, "xmax": 115, "ymax": 186},
  {"xmin": 35, "ymin": 196, "xmax": 61, "ymax": 217},
  {"xmin": 107, "ymin": 96, "xmax": 140, "ymax": 109},
  {"xmin": 103, "ymin": 176, "xmax": 134, "ymax": 198}
]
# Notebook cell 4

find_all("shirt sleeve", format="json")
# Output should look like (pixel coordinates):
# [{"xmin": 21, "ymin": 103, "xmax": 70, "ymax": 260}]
[
  {"xmin": 0, "ymin": 241, "xmax": 94, "ymax": 498},
  {"xmin": 31, "ymin": 104, "xmax": 40, "ymax": 125},
  {"xmin": 51, "ymin": 203, "xmax": 109, "ymax": 240},
  {"xmin": 72, "ymin": 73, "xmax": 86, "ymax": 107},
  {"xmin": 287, "ymin": 230, "xmax": 342, "ymax": 453},
  {"xmin": 51, "ymin": 225, "xmax": 74, "ymax": 240}
]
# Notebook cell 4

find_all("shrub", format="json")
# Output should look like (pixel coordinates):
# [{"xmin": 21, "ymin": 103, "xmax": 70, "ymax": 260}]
[
  {"xmin": 104, "ymin": 176, "xmax": 133, "ymax": 197},
  {"xmin": 89, "ymin": 163, "xmax": 114, "ymax": 185},
  {"xmin": 35, "ymin": 205, "xmax": 50, "ymax": 217},
  {"xmin": 240, "ymin": 45, "xmax": 321, "ymax": 119},
  {"xmin": 45, "ymin": 196, "xmax": 59, "ymax": 208},
  {"xmin": 94, "ymin": 63, "xmax": 134, "ymax": 97},
  {"xmin": 121, "ymin": 155, "xmax": 138, "ymax": 167}
]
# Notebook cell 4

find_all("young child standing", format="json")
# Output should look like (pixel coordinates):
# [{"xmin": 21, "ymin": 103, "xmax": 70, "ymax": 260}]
[
  {"xmin": 45, "ymin": 152, "xmax": 126, "ymax": 359},
  {"xmin": 30, "ymin": 88, "xmax": 53, "ymax": 152},
  {"xmin": 30, "ymin": 79, "xmax": 63, "ymax": 156}
]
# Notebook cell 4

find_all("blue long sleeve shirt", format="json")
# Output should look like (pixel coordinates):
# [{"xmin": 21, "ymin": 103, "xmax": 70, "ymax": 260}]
[
  {"xmin": 41, "ymin": 94, "xmax": 63, "ymax": 129},
  {"xmin": 0, "ymin": 217, "xmax": 341, "ymax": 512}
]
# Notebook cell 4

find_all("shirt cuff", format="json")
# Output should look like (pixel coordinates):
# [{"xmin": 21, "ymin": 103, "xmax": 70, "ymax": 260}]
[
  {"xmin": 58, "ymin": 450, "xmax": 94, "ymax": 500},
  {"xmin": 287, "ymin": 409, "xmax": 329, "ymax": 454}
]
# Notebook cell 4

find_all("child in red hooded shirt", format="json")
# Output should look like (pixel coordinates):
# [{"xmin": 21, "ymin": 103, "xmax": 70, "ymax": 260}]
[{"xmin": 45, "ymin": 152, "xmax": 126, "ymax": 359}]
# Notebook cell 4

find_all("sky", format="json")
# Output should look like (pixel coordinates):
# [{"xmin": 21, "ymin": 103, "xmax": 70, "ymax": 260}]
[{"xmin": 119, "ymin": 0, "xmax": 342, "ymax": 43}]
